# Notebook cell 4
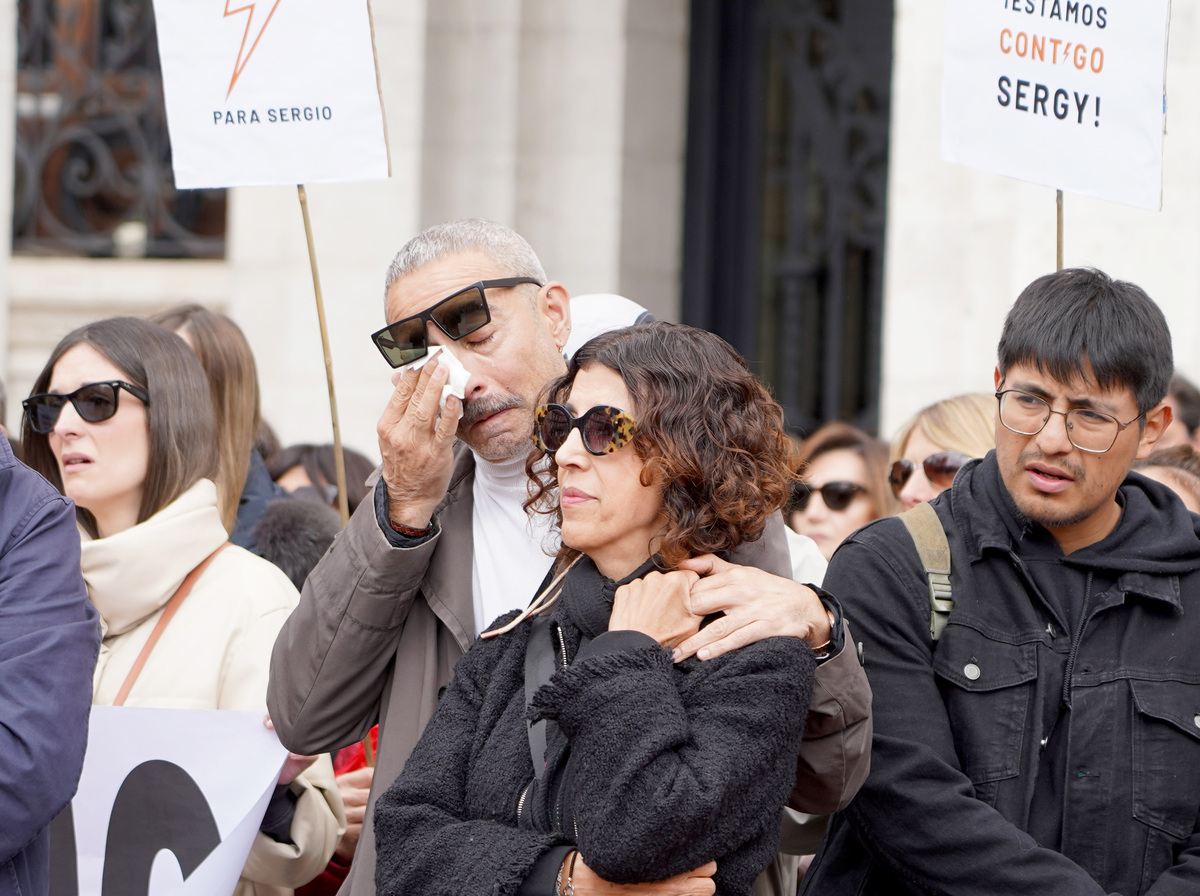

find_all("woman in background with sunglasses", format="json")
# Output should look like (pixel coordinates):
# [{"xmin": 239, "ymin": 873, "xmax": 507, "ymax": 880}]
[
  {"xmin": 888, "ymin": 393, "xmax": 995, "ymax": 508},
  {"xmin": 373, "ymin": 322, "xmax": 816, "ymax": 896},
  {"xmin": 21, "ymin": 317, "xmax": 343, "ymax": 896},
  {"xmin": 788, "ymin": 423, "xmax": 898, "ymax": 561}
]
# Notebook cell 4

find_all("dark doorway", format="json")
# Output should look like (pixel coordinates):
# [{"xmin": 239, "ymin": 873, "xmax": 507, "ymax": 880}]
[{"xmin": 683, "ymin": 0, "xmax": 894, "ymax": 436}]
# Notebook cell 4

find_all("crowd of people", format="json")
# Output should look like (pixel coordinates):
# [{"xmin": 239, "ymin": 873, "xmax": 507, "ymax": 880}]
[{"xmin": 3, "ymin": 219, "xmax": 1200, "ymax": 896}]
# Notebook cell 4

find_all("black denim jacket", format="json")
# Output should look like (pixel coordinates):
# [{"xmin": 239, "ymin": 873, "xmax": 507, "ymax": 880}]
[{"xmin": 803, "ymin": 454, "xmax": 1200, "ymax": 896}]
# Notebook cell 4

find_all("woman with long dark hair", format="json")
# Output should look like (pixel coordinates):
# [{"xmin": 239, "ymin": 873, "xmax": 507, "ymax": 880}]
[{"xmin": 22, "ymin": 317, "xmax": 343, "ymax": 896}]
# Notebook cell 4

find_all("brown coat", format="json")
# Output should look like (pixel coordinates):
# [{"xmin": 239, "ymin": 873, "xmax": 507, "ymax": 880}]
[{"xmin": 267, "ymin": 446, "xmax": 871, "ymax": 896}]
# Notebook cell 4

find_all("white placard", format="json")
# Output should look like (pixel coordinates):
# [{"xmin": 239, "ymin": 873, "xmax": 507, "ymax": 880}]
[
  {"xmin": 941, "ymin": 1, "xmax": 1171, "ymax": 210},
  {"xmin": 152, "ymin": 0, "xmax": 390, "ymax": 189},
  {"xmin": 54, "ymin": 707, "xmax": 287, "ymax": 896}
]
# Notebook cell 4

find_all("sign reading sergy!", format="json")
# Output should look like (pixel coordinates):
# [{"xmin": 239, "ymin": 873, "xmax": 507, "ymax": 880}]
[
  {"xmin": 941, "ymin": 1, "xmax": 1171, "ymax": 210},
  {"xmin": 49, "ymin": 707, "xmax": 287, "ymax": 896},
  {"xmin": 152, "ymin": 0, "xmax": 390, "ymax": 189}
]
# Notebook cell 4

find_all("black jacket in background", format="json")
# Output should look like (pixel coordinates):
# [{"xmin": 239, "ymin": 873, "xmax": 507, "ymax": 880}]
[
  {"xmin": 373, "ymin": 555, "xmax": 816, "ymax": 896},
  {"xmin": 802, "ymin": 453, "xmax": 1200, "ymax": 896},
  {"xmin": 231, "ymin": 450, "xmax": 290, "ymax": 552}
]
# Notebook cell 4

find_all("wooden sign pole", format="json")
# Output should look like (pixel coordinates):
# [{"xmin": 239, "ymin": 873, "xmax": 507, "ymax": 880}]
[
  {"xmin": 297, "ymin": 185, "xmax": 351, "ymax": 528},
  {"xmin": 1056, "ymin": 190, "xmax": 1064, "ymax": 272}
]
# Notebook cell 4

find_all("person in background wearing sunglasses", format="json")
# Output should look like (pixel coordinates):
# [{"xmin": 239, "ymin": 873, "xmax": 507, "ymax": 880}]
[
  {"xmin": 268, "ymin": 219, "xmax": 871, "ymax": 896},
  {"xmin": 21, "ymin": 318, "xmax": 344, "ymax": 896},
  {"xmin": 788, "ymin": 423, "xmax": 898, "ymax": 562},
  {"xmin": 0, "ymin": 376, "xmax": 99, "ymax": 896},
  {"xmin": 802, "ymin": 269, "xmax": 1200, "ymax": 896},
  {"xmin": 374, "ymin": 322, "xmax": 816, "ymax": 896},
  {"xmin": 887, "ymin": 393, "xmax": 995, "ymax": 508}
]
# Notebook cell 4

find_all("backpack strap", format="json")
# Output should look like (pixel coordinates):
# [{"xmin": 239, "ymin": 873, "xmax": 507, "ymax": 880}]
[
  {"xmin": 524, "ymin": 614, "xmax": 557, "ymax": 783},
  {"xmin": 899, "ymin": 502, "xmax": 953, "ymax": 641}
]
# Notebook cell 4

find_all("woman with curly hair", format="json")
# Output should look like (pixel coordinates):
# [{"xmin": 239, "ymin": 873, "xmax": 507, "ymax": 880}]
[{"xmin": 373, "ymin": 322, "xmax": 817, "ymax": 896}]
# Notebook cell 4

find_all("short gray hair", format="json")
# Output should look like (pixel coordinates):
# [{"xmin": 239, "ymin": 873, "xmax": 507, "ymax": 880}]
[{"xmin": 382, "ymin": 219, "xmax": 547, "ymax": 309}]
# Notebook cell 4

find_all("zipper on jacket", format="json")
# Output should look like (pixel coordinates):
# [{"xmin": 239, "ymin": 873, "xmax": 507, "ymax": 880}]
[
  {"xmin": 553, "ymin": 621, "xmax": 569, "ymax": 669},
  {"xmin": 549, "ymin": 620, "xmax": 573, "ymax": 837},
  {"xmin": 517, "ymin": 779, "xmax": 533, "ymax": 823}
]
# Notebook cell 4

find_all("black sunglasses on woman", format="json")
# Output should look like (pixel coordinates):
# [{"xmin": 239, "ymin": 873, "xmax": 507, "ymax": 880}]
[{"xmin": 23, "ymin": 381, "xmax": 149, "ymax": 435}]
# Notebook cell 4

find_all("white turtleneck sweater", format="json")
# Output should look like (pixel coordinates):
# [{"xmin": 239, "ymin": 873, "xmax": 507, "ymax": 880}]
[{"xmin": 471, "ymin": 454, "xmax": 558, "ymax": 635}]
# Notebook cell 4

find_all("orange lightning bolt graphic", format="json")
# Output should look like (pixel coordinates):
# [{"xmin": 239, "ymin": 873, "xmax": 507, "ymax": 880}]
[{"xmin": 223, "ymin": 0, "xmax": 283, "ymax": 100}]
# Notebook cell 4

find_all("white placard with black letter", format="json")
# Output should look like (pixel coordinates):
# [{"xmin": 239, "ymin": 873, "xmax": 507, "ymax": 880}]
[
  {"xmin": 152, "ymin": 0, "xmax": 389, "ymax": 189},
  {"xmin": 54, "ymin": 707, "xmax": 287, "ymax": 896},
  {"xmin": 941, "ymin": 1, "xmax": 1171, "ymax": 210}
]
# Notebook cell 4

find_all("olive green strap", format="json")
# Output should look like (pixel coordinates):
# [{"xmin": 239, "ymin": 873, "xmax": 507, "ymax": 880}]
[{"xmin": 899, "ymin": 502, "xmax": 953, "ymax": 641}]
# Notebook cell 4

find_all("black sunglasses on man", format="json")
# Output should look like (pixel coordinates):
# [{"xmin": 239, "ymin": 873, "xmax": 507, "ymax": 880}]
[{"xmin": 370, "ymin": 277, "xmax": 543, "ymax": 368}]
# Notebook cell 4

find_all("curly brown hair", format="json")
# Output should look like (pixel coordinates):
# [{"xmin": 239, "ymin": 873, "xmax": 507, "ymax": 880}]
[{"xmin": 525, "ymin": 322, "xmax": 794, "ymax": 570}]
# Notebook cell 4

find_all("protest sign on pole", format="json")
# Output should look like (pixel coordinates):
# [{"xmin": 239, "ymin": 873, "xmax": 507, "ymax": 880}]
[
  {"xmin": 941, "ymin": 1, "xmax": 1171, "ymax": 211},
  {"xmin": 152, "ymin": 0, "xmax": 389, "ymax": 189},
  {"xmin": 152, "ymin": 0, "xmax": 393, "ymax": 526},
  {"xmin": 52, "ymin": 707, "xmax": 287, "ymax": 896}
]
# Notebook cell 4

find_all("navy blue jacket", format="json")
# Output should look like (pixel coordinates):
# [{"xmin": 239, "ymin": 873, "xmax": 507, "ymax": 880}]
[
  {"xmin": 803, "ymin": 454, "xmax": 1200, "ymax": 895},
  {"xmin": 231, "ymin": 451, "xmax": 290, "ymax": 552},
  {"xmin": 0, "ymin": 438, "xmax": 100, "ymax": 895}
]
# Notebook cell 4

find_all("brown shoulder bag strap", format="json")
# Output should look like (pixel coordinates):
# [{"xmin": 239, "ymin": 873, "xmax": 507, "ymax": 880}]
[{"xmin": 111, "ymin": 542, "xmax": 231, "ymax": 707}]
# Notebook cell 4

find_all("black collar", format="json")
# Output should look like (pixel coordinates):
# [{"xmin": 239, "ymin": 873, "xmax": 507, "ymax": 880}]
[{"xmin": 559, "ymin": 555, "xmax": 661, "ymax": 639}]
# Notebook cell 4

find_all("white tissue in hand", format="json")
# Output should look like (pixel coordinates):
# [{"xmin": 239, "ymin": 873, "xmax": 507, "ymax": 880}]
[{"xmin": 401, "ymin": 346, "xmax": 469, "ymax": 418}]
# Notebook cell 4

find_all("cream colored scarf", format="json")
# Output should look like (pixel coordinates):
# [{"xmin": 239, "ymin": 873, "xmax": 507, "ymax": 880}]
[{"xmin": 80, "ymin": 479, "xmax": 227, "ymax": 636}]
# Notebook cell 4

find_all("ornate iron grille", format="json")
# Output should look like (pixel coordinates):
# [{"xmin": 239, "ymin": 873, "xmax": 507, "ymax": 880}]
[
  {"xmin": 13, "ymin": 0, "xmax": 226, "ymax": 258},
  {"xmin": 683, "ymin": 0, "xmax": 893, "ymax": 435}
]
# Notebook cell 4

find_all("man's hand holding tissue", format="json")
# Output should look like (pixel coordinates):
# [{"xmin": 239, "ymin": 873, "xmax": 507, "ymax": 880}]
[{"xmin": 376, "ymin": 347, "xmax": 470, "ymax": 529}]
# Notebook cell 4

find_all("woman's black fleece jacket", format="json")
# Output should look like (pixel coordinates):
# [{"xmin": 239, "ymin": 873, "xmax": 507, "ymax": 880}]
[{"xmin": 373, "ymin": 555, "xmax": 816, "ymax": 896}]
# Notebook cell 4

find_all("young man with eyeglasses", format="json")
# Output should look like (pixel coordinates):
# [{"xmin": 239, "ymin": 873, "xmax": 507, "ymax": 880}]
[
  {"xmin": 268, "ymin": 219, "xmax": 872, "ymax": 896},
  {"xmin": 802, "ymin": 267, "xmax": 1200, "ymax": 895}
]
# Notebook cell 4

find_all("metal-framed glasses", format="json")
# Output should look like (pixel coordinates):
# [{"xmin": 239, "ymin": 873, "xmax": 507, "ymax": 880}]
[
  {"xmin": 370, "ymin": 277, "xmax": 543, "ymax": 368},
  {"xmin": 534, "ymin": 404, "xmax": 637, "ymax": 456},
  {"xmin": 23, "ymin": 380, "xmax": 150, "ymax": 434},
  {"xmin": 995, "ymin": 389, "xmax": 1144, "ymax": 454}
]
